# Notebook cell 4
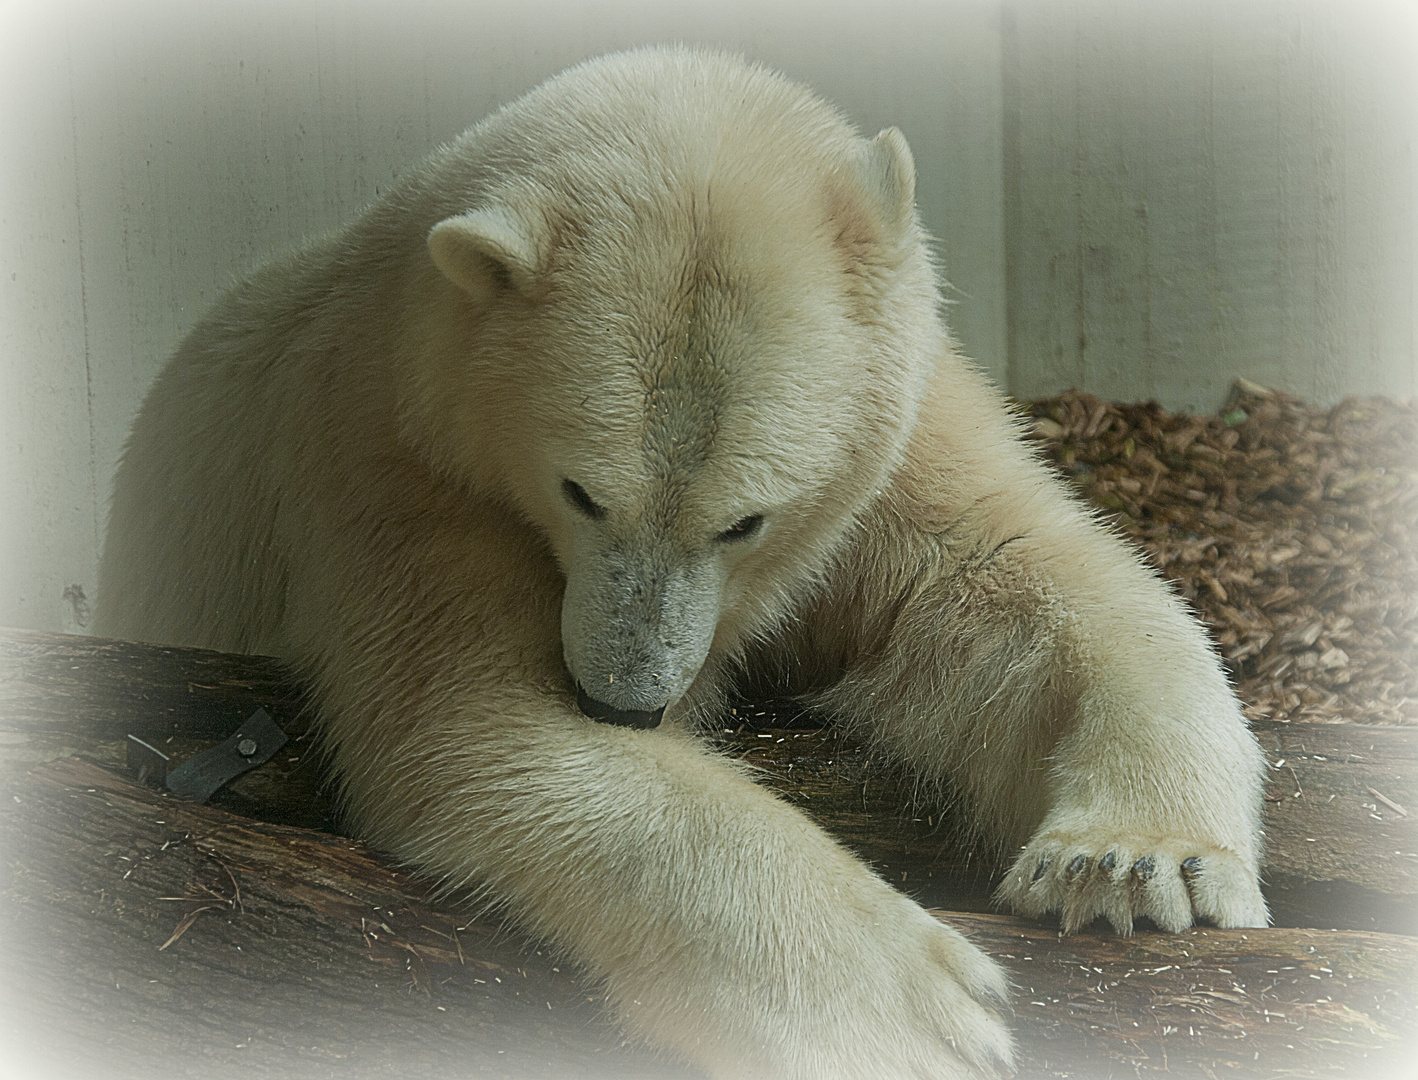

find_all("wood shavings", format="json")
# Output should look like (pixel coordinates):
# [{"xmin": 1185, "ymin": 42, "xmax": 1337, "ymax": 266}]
[
  {"xmin": 1025, "ymin": 381, "xmax": 1418, "ymax": 724},
  {"xmin": 1368, "ymin": 787, "xmax": 1408, "ymax": 817}
]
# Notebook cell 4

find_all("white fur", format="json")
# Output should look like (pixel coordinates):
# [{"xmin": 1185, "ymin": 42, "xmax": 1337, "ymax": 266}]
[{"xmin": 96, "ymin": 46, "xmax": 1266, "ymax": 1079}]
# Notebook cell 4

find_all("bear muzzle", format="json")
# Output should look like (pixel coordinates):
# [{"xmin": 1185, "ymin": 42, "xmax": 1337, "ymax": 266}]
[{"xmin": 575, "ymin": 684, "xmax": 666, "ymax": 729}]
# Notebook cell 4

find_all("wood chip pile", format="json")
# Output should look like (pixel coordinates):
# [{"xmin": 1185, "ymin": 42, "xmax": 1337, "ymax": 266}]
[{"xmin": 1025, "ymin": 381, "xmax": 1418, "ymax": 724}]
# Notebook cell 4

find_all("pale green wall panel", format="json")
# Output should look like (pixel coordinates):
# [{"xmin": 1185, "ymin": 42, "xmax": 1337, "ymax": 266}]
[{"xmin": 1005, "ymin": 0, "xmax": 1417, "ymax": 412}]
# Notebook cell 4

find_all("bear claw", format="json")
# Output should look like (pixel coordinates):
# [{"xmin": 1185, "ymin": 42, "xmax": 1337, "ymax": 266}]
[{"xmin": 998, "ymin": 832, "xmax": 1268, "ymax": 936}]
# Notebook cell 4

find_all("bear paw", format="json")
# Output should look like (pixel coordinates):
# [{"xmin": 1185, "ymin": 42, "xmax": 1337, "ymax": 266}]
[
  {"xmin": 996, "ymin": 830, "xmax": 1267, "ymax": 935},
  {"xmin": 631, "ymin": 884, "xmax": 1014, "ymax": 1080},
  {"xmin": 864, "ymin": 909, "xmax": 1017, "ymax": 1079},
  {"xmin": 762, "ymin": 903, "xmax": 1015, "ymax": 1079}
]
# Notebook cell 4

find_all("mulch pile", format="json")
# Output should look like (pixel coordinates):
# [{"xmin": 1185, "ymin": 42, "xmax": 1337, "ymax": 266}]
[{"xmin": 1024, "ymin": 381, "xmax": 1418, "ymax": 724}]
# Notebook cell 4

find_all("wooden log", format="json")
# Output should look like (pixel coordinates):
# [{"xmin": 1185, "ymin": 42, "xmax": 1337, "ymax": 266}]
[
  {"xmin": 0, "ymin": 754, "xmax": 665, "ymax": 1080},
  {"xmin": 0, "ymin": 628, "xmax": 334, "ymax": 831},
  {"xmin": 4, "ymin": 628, "xmax": 1415, "ymax": 933},
  {"xmin": 958, "ymin": 915, "xmax": 1416, "ymax": 1080},
  {"xmin": 2, "ymin": 754, "xmax": 1413, "ymax": 1080},
  {"xmin": 727, "ymin": 721, "xmax": 1418, "ymax": 936}
]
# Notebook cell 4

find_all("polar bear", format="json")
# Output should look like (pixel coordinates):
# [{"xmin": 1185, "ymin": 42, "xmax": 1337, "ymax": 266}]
[{"xmin": 96, "ymin": 46, "xmax": 1267, "ymax": 1079}]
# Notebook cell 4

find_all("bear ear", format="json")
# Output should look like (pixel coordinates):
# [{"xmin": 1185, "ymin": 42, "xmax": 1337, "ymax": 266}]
[
  {"xmin": 853, "ymin": 127, "xmax": 916, "ymax": 242},
  {"xmin": 428, "ymin": 207, "xmax": 540, "ymax": 299},
  {"xmin": 828, "ymin": 128, "xmax": 919, "ymax": 313}
]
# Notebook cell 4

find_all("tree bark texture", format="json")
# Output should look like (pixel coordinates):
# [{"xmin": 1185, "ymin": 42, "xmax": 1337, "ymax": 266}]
[{"xmin": 2, "ymin": 629, "xmax": 1416, "ymax": 1078}]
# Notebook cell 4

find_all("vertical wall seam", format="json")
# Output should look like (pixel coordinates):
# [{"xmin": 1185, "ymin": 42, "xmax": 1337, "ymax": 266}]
[
  {"xmin": 65, "ymin": 19, "xmax": 100, "ymax": 614},
  {"xmin": 1000, "ymin": 0, "xmax": 1021, "ymax": 398},
  {"xmin": 1204, "ymin": 8, "xmax": 1219, "ymax": 404},
  {"xmin": 1071, "ymin": 0, "xmax": 1086, "ymax": 390}
]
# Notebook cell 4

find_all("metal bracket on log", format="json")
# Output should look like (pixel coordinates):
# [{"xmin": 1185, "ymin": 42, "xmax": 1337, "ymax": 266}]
[{"xmin": 162, "ymin": 707, "xmax": 287, "ymax": 804}]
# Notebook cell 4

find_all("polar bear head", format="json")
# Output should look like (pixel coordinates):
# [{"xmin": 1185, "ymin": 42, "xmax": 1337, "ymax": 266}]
[{"xmin": 412, "ymin": 48, "xmax": 941, "ymax": 726}]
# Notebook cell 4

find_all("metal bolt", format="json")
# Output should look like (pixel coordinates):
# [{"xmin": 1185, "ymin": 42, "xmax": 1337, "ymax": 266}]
[{"xmin": 236, "ymin": 738, "xmax": 258, "ymax": 757}]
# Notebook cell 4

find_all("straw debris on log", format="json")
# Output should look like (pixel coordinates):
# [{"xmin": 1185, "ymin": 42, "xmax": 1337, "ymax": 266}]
[{"xmin": 3, "ymin": 754, "xmax": 1413, "ymax": 1080}]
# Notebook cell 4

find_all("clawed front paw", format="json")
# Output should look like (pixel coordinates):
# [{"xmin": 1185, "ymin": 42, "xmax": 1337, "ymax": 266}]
[
  {"xmin": 997, "ymin": 832, "xmax": 1267, "ymax": 934},
  {"xmin": 689, "ymin": 898, "xmax": 1015, "ymax": 1080},
  {"xmin": 640, "ymin": 882, "xmax": 1015, "ymax": 1080}
]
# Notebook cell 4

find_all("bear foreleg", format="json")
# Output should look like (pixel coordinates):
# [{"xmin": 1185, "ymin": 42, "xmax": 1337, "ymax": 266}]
[
  {"xmin": 804, "ymin": 370, "xmax": 1268, "ymax": 936},
  {"xmin": 323, "ymin": 676, "xmax": 1013, "ymax": 1079}
]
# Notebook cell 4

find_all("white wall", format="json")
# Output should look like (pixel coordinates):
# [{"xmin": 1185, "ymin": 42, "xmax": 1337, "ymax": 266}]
[
  {"xmin": 0, "ymin": 0, "xmax": 1006, "ymax": 634},
  {"xmin": 1004, "ymin": 0, "xmax": 1418, "ymax": 412}
]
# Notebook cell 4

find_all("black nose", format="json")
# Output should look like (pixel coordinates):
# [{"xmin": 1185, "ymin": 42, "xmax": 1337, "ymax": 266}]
[{"xmin": 576, "ymin": 685, "xmax": 665, "ymax": 729}]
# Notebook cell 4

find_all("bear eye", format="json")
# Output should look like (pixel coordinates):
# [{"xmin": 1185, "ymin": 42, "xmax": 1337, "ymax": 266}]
[
  {"xmin": 717, "ymin": 514, "xmax": 764, "ymax": 543},
  {"xmin": 562, "ymin": 479, "xmax": 606, "ymax": 520}
]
